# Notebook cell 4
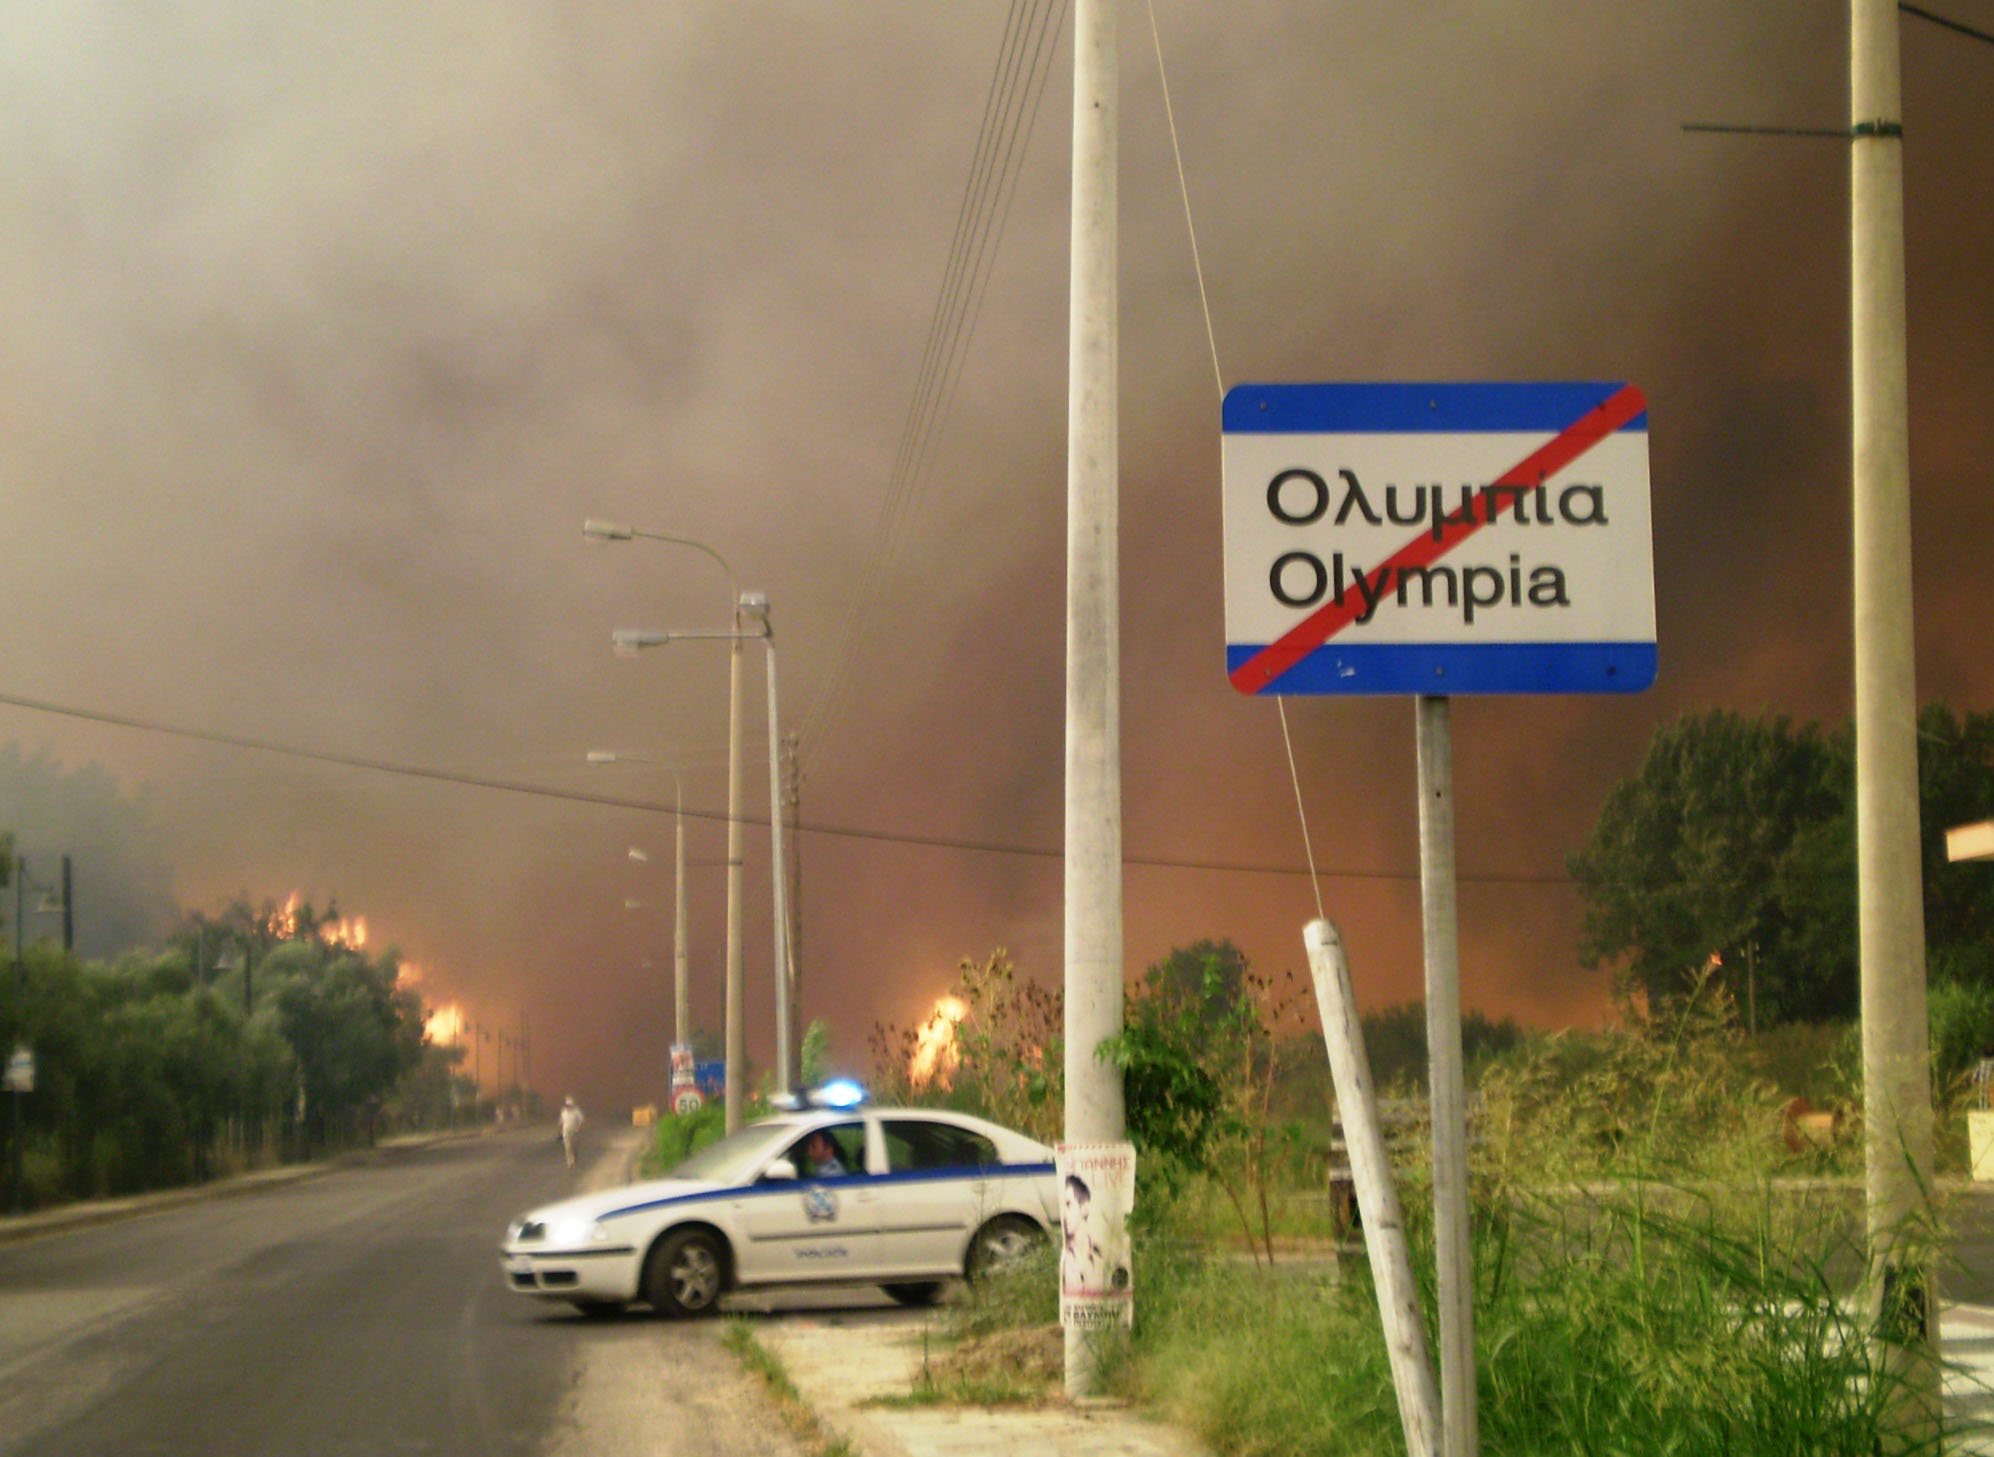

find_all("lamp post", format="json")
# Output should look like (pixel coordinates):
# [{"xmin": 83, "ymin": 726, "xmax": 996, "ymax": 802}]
[
  {"xmin": 588, "ymin": 753, "xmax": 691, "ymax": 1051},
  {"xmin": 215, "ymin": 943, "xmax": 256, "ymax": 1018},
  {"xmin": 614, "ymin": 590, "xmax": 795, "ymax": 1097},
  {"xmin": 8, "ymin": 856, "xmax": 27, "ymax": 1213},
  {"xmin": 587, "ymin": 518, "xmax": 748, "ymax": 1134}
]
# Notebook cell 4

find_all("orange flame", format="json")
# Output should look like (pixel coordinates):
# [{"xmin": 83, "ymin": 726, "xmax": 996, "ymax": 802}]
[
  {"xmin": 266, "ymin": 892, "xmax": 367, "ymax": 950},
  {"xmin": 908, "ymin": 996, "xmax": 966, "ymax": 1090},
  {"xmin": 426, "ymin": 1003, "xmax": 465, "ymax": 1045},
  {"xmin": 319, "ymin": 914, "xmax": 367, "ymax": 951}
]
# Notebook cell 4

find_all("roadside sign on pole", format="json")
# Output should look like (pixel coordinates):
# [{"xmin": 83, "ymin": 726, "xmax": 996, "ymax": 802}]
[
  {"xmin": 5, "ymin": 1046, "xmax": 32, "ymax": 1094},
  {"xmin": 1223, "ymin": 381, "xmax": 1655, "ymax": 696}
]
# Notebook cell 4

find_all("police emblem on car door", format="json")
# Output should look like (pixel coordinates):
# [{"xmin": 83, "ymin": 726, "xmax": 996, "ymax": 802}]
[{"xmin": 737, "ymin": 1121, "xmax": 877, "ymax": 1278}]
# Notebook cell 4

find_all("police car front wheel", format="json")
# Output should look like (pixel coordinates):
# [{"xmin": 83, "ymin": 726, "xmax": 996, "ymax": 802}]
[{"xmin": 645, "ymin": 1228, "xmax": 727, "ymax": 1317}]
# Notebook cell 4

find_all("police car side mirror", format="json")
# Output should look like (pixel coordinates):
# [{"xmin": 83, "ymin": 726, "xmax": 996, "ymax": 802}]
[{"xmin": 762, "ymin": 1157, "xmax": 798, "ymax": 1182}]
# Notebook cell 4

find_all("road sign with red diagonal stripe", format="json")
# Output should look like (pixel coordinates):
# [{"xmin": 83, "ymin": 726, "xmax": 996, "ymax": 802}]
[{"xmin": 1222, "ymin": 382, "xmax": 1656, "ymax": 695}]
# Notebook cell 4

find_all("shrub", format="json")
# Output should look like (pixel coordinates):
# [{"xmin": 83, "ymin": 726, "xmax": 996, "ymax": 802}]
[{"xmin": 640, "ymin": 1098, "xmax": 728, "ymax": 1177}]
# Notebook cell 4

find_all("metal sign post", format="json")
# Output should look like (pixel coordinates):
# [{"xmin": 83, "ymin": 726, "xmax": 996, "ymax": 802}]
[
  {"xmin": 1417, "ymin": 697, "xmax": 1474, "ymax": 1457},
  {"xmin": 1224, "ymin": 381, "xmax": 1656, "ymax": 1457}
]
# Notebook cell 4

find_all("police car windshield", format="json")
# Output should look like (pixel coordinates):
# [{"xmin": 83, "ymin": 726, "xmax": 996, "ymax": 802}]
[{"xmin": 668, "ymin": 1119, "xmax": 804, "ymax": 1182}]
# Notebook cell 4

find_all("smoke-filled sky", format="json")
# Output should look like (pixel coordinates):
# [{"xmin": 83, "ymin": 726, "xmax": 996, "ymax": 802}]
[{"xmin": 2, "ymin": 3, "xmax": 1989, "ymax": 1112}]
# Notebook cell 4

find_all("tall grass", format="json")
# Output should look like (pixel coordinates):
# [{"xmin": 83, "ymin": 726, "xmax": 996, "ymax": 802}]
[
  {"xmin": 900, "ymin": 962, "xmax": 1984, "ymax": 1451},
  {"xmin": 1120, "ymin": 1183, "xmax": 1949, "ymax": 1456},
  {"xmin": 1112, "ymin": 980, "xmax": 1963, "ymax": 1455}
]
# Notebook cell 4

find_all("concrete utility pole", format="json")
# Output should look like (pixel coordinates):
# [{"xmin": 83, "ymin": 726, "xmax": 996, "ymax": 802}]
[
  {"xmin": 1850, "ymin": 0, "xmax": 1938, "ymax": 1439},
  {"xmin": 782, "ymin": 731, "xmax": 802, "ymax": 1068},
  {"xmin": 739, "ymin": 593, "xmax": 794, "ymax": 1098},
  {"xmin": 724, "ymin": 619, "xmax": 747, "ymax": 1133},
  {"xmin": 1063, "ymin": 0, "xmax": 1125, "ymax": 1400},
  {"xmin": 673, "ymin": 781, "xmax": 689, "ymax": 1050}
]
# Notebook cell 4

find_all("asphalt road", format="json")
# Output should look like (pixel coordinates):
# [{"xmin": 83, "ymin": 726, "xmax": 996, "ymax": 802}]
[{"xmin": 0, "ymin": 1128, "xmax": 802, "ymax": 1457}]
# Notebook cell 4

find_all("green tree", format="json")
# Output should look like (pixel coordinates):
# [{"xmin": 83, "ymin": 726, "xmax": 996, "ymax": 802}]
[
  {"xmin": 1569, "ymin": 709, "xmax": 1847, "ymax": 1021},
  {"xmin": 1100, "ymin": 945, "xmax": 1315, "ymax": 1257},
  {"xmin": 273, "ymin": 946, "xmax": 425, "ymax": 1152},
  {"xmin": 0, "ymin": 746, "xmax": 176, "ymax": 957},
  {"xmin": 1334, "ymin": 1001, "xmax": 1526, "ymax": 1093},
  {"xmin": 1099, "ymin": 965, "xmax": 1238, "ymax": 1201},
  {"xmin": 1570, "ymin": 704, "xmax": 1994, "ymax": 1025},
  {"xmin": 1142, "ymin": 940, "xmax": 1248, "ymax": 1031},
  {"xmin": 1917, "ymin": 705, "xmax": 1994, "ymax": 986},
  {"xmin": 799, "ymin": 1018, "xmax": 833, "ymax": 1086}
]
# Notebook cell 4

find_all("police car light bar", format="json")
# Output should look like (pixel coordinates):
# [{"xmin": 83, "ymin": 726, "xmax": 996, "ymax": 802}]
[
  {"xmin": 770, "ymin": 1079, "xmax": 870, "ymax": 1113},
  {"xmin": 816, "ymin": 1078, "xmax": 867, "ymax": 1109}
]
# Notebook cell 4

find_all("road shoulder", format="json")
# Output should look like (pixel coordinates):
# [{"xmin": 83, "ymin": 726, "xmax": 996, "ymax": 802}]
[{"xmin": 756, "ymin": 1313, "xmax": 1213, "ymax": 1457}]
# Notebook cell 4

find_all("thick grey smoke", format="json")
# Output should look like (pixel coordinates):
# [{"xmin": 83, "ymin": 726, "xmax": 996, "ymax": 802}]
[{"xmin": 0, "ymin": 3, "xmax": 1988, "ymax": 1109}]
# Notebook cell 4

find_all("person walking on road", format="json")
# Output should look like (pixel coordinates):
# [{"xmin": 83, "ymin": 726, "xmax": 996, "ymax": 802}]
[{"xmin": 558, "ymin": 1097, "xmax": 585, "ymax": 1168}]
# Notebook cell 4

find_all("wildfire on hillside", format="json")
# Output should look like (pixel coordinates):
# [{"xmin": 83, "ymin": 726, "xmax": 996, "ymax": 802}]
[
  {"xmin": 425, "ymin": 1003, "xmax": 465, "ymax": 1045},
  {"xmin": 266, "ymin": 891, "xmax": 368, "ymax": 950}
]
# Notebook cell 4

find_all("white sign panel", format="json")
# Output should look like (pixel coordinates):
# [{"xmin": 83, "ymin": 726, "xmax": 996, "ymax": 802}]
[
  {"xmin": 1056, "ymin": 1141, "xmax": 1134, "ymax": 1331},
  {"xmin": 1222, "ymin": 382, "xmax": 1656, "ymax": 695}
]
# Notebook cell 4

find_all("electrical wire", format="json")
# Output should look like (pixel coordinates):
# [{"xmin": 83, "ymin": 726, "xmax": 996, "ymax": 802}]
[
  {"xmin": 0, "ymin": 685, "xmax": 1579, "ymax": 886},
  {"xmin": 797, "ymin": 0, "xmax": 1069, "ymax": 765},
  {"xmin": 1145, "ymin": 0, "xmax": 1332, "ymax": 924},
  {"xmin": 1901, "ymin": 2, "xmax": 1994, "ymax": 47}
]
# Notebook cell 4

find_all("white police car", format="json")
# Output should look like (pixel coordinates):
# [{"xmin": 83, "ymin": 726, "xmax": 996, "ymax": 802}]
[{"xmin": 500, "ymin": 1088, "xmax": 1057, "ymax": 1316}]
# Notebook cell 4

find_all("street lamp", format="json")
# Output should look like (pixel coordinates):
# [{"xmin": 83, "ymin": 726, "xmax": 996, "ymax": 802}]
[
  {"xmin": 613, "ymin": 590, "xmax": 796, "ymax": 1096},
  {"xmin": 587, "ymin": 752, "xmax": 692, "ymax": 1053},
  {"xmin": 587, "ymin": 518, "xmax": 749, "ymax": 1135},
  {"xmin": 214, "ymin": 943, "xmax": 255, "ymax": 1017}
]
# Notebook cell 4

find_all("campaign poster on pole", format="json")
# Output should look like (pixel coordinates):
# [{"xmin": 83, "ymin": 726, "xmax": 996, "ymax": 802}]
[{"xmin": 1056, "ymin": 1142, "xmax": 1135, "ymax": 1330}]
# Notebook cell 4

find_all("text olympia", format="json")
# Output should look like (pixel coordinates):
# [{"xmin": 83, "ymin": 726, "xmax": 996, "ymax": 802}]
[{"xmin": 1221, "ymin": 381, "xmax": 1656, "ymax": 696}]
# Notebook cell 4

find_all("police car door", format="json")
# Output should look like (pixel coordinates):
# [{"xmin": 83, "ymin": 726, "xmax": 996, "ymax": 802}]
[
  {"xmin": 875, "ymin": 1118, "xmax": 1000, "ymax": 1277},
  {"xmin": 737, "ymin": 1121, "xmax": 878, "ymax": 1282}
]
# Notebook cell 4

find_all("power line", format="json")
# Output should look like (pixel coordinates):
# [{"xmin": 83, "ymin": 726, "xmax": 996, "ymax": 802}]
[
  {"xmin": 0, "ymin": 685, "xmax": 1578, "ymax": 886},
  {"xmin": 1681, "ymin": 122, "xmax": 1849, "ymax": 139},
  {"xmin": 1901, "ymin": 2, "xmax": 1994, "ymax": 46},
  {"xmin": 1686, "ymin": 3, "xmax": 1990, "ymax": 142},
  {"xmin": 798, "ymin": 0, "xmax": 1069, "ymax": 765}
]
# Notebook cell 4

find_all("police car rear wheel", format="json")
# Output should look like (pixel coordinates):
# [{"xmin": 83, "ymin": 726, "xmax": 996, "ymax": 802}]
[
  {"xmin": 966, "ymin": 1214, "xmax": 1044, "ymax": 1281},
  {"xmin": 645, "ymin": 1228, "xmax": 726, "ymax": 1317}
]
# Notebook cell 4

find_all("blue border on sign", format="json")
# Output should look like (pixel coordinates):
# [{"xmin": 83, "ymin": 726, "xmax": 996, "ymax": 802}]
[
  {"xmin": 1221, "ymin": 381, "xmax": 1647, "ymax": 435},
  {"xmin": 1224, "ymin": 641, "xmax": 1659, "ymax": 695}
]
